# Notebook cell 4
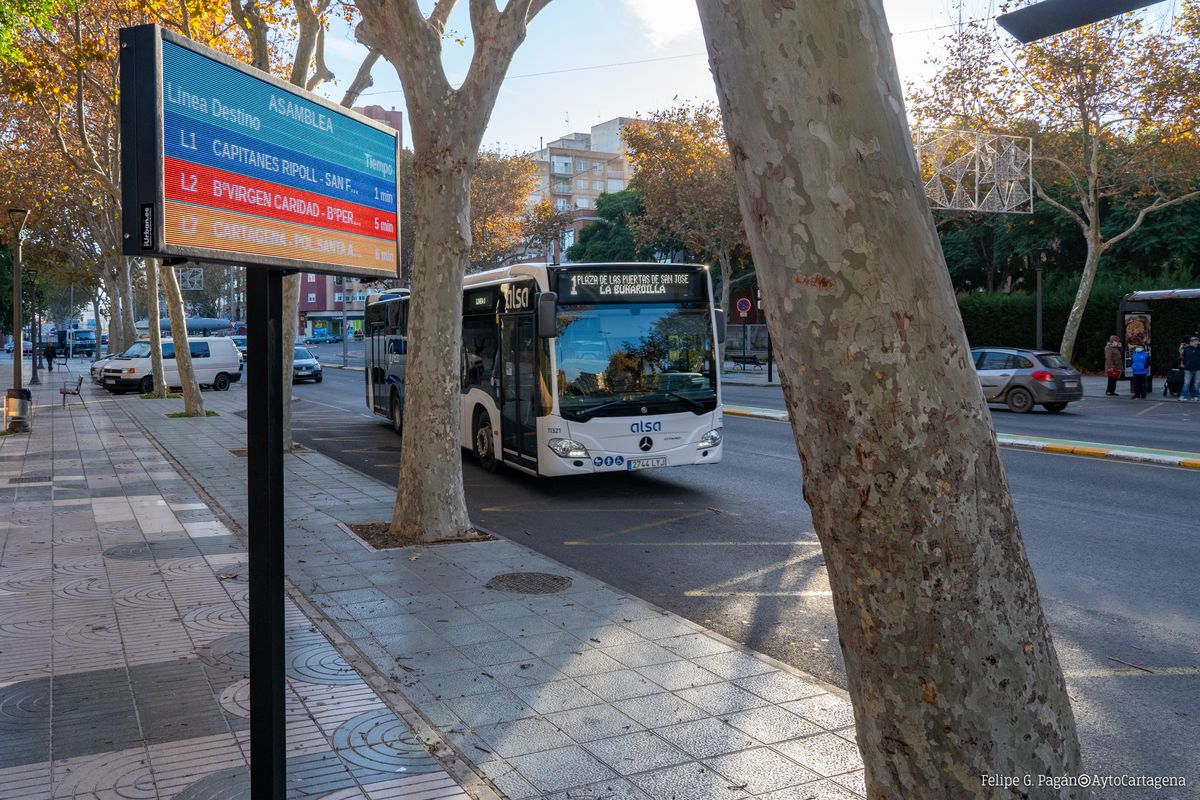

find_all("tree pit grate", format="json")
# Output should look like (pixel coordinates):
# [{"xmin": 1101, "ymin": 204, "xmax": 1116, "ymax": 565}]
[{"xmin": 485, "ymin": 572, "xmax": 573, "ymax": 595}]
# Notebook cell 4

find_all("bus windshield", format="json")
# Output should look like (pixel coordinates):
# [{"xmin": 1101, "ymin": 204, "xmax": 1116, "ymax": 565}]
[{"xmin": 555, "ymin": 303, "xmax": 716, "ymax": 420}]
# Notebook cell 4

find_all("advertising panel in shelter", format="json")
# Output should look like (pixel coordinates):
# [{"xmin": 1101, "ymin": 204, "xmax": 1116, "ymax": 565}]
[{"xmin": 121, "ymin": 26, "xmax": 400, "ymax": 279}]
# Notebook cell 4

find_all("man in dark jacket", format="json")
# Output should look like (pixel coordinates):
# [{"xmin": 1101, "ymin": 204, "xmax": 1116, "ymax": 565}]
[
  {"xmin": 1182, "ymin": 336, "xmax": 1200, "ymax": 402},
  {"xmin": 43, "ymin": 341, "xmax": 56, "ymax": 373}
]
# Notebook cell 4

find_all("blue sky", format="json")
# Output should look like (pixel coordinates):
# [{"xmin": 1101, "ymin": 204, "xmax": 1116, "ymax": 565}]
[{"xmin": 313, "ymin": 0, "xmax": 1159, "ymax": 153}]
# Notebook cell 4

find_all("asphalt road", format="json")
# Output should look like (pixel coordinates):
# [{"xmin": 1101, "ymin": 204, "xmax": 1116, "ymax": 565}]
[{"xmin": 280, "ymin": 358, "xmax": 1198, "ymax": 794}]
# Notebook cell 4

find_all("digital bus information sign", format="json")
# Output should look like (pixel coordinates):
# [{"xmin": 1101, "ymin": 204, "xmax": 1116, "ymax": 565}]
[
  {"xmin": 120, "ymin": 25, "xmax": 400, "ymax": 279},
  {"xmin": 554, "ymin": 267, "xmax": 707, "ymax": 304}
]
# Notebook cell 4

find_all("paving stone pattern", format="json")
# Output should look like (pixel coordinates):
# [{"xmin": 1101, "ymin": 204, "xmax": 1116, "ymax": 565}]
[
  {"xmin": 0, "ymin": 369, "xmax": 470, "ymax": 800},
  {"xmin": 118, "ymin": 389, "xmax": 867, "ymax": 800}
]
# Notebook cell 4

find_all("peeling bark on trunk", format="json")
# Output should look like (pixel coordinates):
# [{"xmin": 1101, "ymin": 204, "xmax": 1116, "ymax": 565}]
[
  {"xmin": 388, "ymin": 154, "xmax": 474, "ymax": 542},
  {"xmin": 145, "ymin": 259, "xmax": 167, "ymax": 396},
  {"xmin": 281, "ymin": 272, "xmax": 299, "ymax": 449},
  {"xmin": 160, "ymin": 261, "xmax": 205, "ymax": 416},
  {"xmin": 91, "ymin": 294, "xmax": 104, "ymax": 362},
  {"xmin": 716, "ymin": 248, "xmax": 733, "ymax": 365},
  {"xmin": 102, "ymin": 273, "xmax": 122, "ymax": 354},
  {"xmin": 120, "ymin": 257, "xmax": 138, "ymax": 348},
  {"xmin": 1058, "ymin": 241, "xmax": 1101, "ymax": 362},
  {"xmin": 695, "ymin": 1, "xmax": 1085, "ymax": 796}
]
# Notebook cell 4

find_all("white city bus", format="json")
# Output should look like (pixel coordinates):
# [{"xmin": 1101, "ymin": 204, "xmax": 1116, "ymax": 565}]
[{"xmin": 365, "ymin": 263, "xmax": 725, "ymax": 477}]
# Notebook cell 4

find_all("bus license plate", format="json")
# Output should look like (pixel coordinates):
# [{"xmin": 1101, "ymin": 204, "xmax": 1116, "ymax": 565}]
[{"xmin": 627, "ymin": 456, "xmax": 667, "ymax": 471}]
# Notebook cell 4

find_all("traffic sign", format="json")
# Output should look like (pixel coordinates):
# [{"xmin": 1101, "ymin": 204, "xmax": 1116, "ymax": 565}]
[{"xmin": 736, "ymin": 297, "xmax": 752, "ymax": 314}]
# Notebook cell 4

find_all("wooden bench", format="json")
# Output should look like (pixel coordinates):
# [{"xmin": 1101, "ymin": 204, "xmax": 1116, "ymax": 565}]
[
  {"xmin": 60, "ymin": 376, "xmax": 85, "ymax": 408},
  {"xmin": 730, "ymin": 354, "xmax": 765, "ymax": 372}
]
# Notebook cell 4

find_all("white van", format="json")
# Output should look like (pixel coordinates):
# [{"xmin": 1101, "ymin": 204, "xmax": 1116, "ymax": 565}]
[{"xmin": 101, "ymin": 337, "xmax": 243, "ymax": 395}]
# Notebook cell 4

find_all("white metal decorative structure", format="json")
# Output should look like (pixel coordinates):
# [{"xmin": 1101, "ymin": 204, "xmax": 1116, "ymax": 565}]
[
  {"xmin": 915, "ymin": 129, "xmax": 1034, "ymax": 214},
  {"xmin": 176, "ymin": 266, "xmax": 204, "ymax": 291}
]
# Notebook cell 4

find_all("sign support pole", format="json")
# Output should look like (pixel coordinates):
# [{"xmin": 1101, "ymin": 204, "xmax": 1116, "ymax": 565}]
[{"xmin": 247, "ymin": 267, "xmax": 287, "ymax": 799}]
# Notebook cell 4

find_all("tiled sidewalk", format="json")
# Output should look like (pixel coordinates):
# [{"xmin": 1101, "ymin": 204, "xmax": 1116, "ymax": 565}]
[
  {"xmin": 0, "ymin": 363, "xmax": 473, "ymax": 799},
  {"xmin": 117, "ymin": 386, "xmax": 867, "ymax": 800}
]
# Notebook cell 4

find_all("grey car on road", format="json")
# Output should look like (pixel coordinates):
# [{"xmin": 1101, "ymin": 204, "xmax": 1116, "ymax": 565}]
[{"xmin": 971, "ymin": 347, "xmax": 1083, "ymax": 413}]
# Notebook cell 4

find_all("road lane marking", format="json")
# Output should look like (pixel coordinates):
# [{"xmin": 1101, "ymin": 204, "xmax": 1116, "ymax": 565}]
[
  {"xmin": 563, "ymin": 510, "xmax": 714, "ymax": 545},
  {"xmin": 684, "ymin": 552, "xmax": 826, "ymax": 596},
  {"xmin": 562, "ymin": 540, "xmax": 823, "ymax": 547},
  {"xmin": 683, "ymin": 590, "xmax": 834, "ymax": 597}
]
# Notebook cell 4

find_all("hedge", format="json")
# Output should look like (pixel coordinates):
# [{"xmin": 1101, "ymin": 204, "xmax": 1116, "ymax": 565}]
[{"xmin": 958, "ymin": 287, "xmax": 1200, "ymax": 373}]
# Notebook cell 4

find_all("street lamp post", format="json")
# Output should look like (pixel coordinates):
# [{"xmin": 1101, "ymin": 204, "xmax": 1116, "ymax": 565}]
[
  {"xmin": 6, "ymin": 208, "xmax": 30, "ymax": 432},
  {"xmin": 28, "ymin": 263, "xmax": 40, "ymax": 386},
  {"xmin": 1035, "ymin": 258, "xmax": 1045, "ymax": 351}
]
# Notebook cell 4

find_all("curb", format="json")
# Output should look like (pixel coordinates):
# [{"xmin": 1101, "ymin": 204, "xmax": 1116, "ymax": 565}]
[
  {"xmin": 319, "ymin": 362, "xmax": 365, "ymax": 372},
  {"xmin": 725, "ymin": 405, "xmax": 788, "ymax": 422},
  {"xmin": 996, "ymin": 435, "xmax": 1200, "ymax": 470},
  {"xmin": 724, "ymin": 405, "xmax": 1200, "ymax": 470}
]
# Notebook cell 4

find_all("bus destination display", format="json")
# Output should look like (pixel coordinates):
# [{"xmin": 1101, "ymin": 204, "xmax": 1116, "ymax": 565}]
[
  {"xmin": 556, "ymin": 269, "xmax": 706, "ymax": 304},
  {"xmin": 121, "ymin": 26, "xmax": 400, "ymax": 278}
]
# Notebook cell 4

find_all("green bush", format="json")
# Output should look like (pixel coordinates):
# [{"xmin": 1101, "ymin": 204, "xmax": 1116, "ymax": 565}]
[{"xmin": 958, "ymin": 273, "xmax": 1199, "ymax": 373}]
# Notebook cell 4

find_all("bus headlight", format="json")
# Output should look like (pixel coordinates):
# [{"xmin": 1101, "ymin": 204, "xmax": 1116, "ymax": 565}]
[
  {"xmin": 547, "ymin": 438, "xmax": 589, "ymax": 459},
  {"xmin": 697, "ymin": 428, "xmax": 722, "ymax": 449}
]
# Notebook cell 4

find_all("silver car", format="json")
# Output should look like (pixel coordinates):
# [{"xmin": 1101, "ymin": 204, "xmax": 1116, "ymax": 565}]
[
  {"xmin": 292, "ymin": 347, "xmax": 323, "ymax": 384},
  {"xmin": 971, "ymin": 347, "xmax": 1083, "ymax": 413}
]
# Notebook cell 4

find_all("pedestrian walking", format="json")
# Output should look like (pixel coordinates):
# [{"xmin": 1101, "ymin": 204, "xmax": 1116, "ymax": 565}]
[
  {"xmin": 1130, "ymin": 345, "xmax": 1150, "ymax": 399},
  {"xmin": 1182, "ymin": 336, "xmax": 1200, "ymax": 401},
  {"xmin": 43, "ymin": 341, "xmax": 56, "ymax": 373},
  {"xmin": 1104, "ymin": 335, "xmax": 1123, "ymax": 396}
]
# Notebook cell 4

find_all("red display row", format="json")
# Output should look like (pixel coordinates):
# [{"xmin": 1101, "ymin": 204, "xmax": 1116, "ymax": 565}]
[{"xmin": 164, "ymin": 156, "xmax": 397, "ymax": 242}]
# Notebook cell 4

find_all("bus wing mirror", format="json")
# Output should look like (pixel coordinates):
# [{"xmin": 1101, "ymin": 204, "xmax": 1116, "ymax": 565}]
[
  {"xmin": 537, "ymin": 292, "xmax": 558, "ymax": 338},
  {"xmin": 714, "ymin": 309, "xmax": 727, "ymax": 344}
]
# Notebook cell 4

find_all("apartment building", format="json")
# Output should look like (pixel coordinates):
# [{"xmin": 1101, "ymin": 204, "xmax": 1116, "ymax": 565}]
[
  {"xmin": 298, "ymin": 274, "xmax": 371, "ymax": 338},
  {"xmin": 528, "ymin": 117, "xmax": 641, "ymax": 260}
]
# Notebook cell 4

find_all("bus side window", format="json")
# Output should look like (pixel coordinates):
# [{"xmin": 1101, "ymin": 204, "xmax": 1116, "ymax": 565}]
[{"xmin": 387, "ymin": 338, "xmax": 406, "ymax": 356}]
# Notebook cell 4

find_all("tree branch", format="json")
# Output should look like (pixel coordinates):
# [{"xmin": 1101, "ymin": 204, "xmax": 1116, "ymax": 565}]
[
  {"xmin": 1101, "ymin": 189, "xmax": 1200, "ymax": 252},
  {"xmin": 1032, "ymin": 178, "xmax": 1088, "ymax": 233},
  {"xmin": 428, "ymin": 0, "xmax": 456, "ymax": 34},
  {"xmin": 306, "ymin": 26, "xmax": 336, "ymax": 91},
  {"xmin": 340, "ymin": 47, "xmax": 380, "ymax": 108}
]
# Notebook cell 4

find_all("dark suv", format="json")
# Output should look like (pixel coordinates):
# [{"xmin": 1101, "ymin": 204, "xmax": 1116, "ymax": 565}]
[{"xmin": 971, "ymin": 348, "xmax": 1083, "ymax": 413}]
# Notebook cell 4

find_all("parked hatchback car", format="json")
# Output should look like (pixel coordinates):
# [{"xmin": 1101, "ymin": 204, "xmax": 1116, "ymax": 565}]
[
  {"xmin": 971, "ymin": 347, "xmax": 1083, "ymax": 413},
  {"xmin": 292, "ymin": 347, "xmax": 322, "ymax": 383}
]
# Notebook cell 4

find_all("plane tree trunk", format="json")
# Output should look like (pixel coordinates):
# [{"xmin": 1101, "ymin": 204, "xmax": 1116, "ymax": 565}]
[
  {"xmin": 695, "ymin": 1, "xmax": 1086, "ymax": 796},
  {"xmin": 145, "ymin": 259, "xmax": 167, "ymax": 396},
  {"xmin": 388, "ymin": 150, "xmax": 474, "ymax": 541},
  {"xmin": 160, "ymin": 261, "xmax": 205, "ymax": 416},
  {"xmin": 119, "ymin": 257, "xmax": 138, "ymax": 348},
  {"xmin": 356, "ymin": 0, "xmax": 553, "ymax": 543}
]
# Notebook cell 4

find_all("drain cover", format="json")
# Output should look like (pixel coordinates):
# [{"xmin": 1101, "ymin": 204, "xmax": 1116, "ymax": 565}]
[
  {"xmin": 485, "ymin": 572, "xmax": 573, "ymax": 595},
  {"xmin": 9, "ymin": 476, "xmax": 51, "ymax": 484}
]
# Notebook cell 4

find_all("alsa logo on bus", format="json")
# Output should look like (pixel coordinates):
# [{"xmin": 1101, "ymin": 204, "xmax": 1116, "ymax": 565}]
[
  {"xmin": 630, "ymin": 420, "xmax": 662, "ymax": 433},
  {"xmin": 502, "ymin": 284, "xmax": 531, "ymax": 312}
]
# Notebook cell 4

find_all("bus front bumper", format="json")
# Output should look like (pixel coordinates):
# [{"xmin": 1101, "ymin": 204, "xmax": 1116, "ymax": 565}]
[{"xmin": 539, "ymin": 440, "xmax": 722, "ymax": 477}]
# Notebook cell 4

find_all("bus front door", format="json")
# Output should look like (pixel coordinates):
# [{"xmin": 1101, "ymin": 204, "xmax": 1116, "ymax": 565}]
[{"xmin": 500, "ymin": 313, "xmax": 538, "ymax": 467}]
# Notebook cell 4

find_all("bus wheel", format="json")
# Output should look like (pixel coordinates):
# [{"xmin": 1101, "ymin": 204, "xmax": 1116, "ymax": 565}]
[
  {"xmin": 390, "ymin": 391, "xmax": 403, "ymax": 436},
  {"xmin": 473, "ymin": 412, "xmax": 500, "ymax": 473}
]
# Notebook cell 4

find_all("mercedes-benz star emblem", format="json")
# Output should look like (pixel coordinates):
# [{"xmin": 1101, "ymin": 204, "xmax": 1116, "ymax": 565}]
[
  {"xmin": 640, "ymin": 406, "xmax": 648, "ymax": 414},
  {"xmin": 638, "ymin": 436, "xmax": 653, "ymax": 452}
]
